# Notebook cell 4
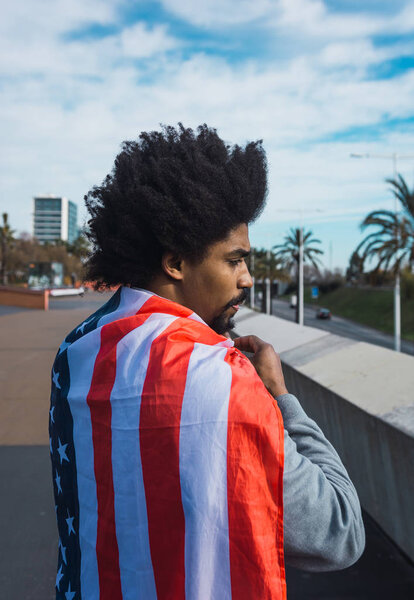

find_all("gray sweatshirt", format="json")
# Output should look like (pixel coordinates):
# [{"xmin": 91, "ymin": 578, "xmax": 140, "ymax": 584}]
[{"xmin": 277, "ymin": 393, "xmax": 365, "ymax": 571}]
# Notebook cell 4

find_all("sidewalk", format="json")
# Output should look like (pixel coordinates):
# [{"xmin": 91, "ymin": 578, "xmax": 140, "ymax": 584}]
[{"xmin": 1, "ymin": 293, "xmax": 414, "ymax": 599}]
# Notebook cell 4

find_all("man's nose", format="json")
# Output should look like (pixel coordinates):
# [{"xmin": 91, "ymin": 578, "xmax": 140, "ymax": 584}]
[{"xmin": 238, "ymin": 262, "xmax": 253, "ymax": 289}]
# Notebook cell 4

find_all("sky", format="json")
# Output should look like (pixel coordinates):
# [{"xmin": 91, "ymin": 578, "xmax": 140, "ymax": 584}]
[{"xmin": 2, "ymin": 0, "xmax": 414, "ymax": 270}]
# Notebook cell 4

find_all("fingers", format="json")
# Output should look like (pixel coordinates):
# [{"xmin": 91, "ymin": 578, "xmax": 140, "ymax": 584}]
[{"xmin": 234, "ymin": 335, "xmax": 266, "ymax": 354}]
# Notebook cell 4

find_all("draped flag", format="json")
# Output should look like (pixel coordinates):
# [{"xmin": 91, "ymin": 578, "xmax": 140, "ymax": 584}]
[{"xmin": 50, "ymin": 286, "xmax": 286, "ymax": 600}]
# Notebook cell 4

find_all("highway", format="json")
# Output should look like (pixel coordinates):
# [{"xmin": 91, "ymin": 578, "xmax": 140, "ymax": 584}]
[{"xmin": 269, "ymin": 298, "xmax": 414, "ymax": 356}]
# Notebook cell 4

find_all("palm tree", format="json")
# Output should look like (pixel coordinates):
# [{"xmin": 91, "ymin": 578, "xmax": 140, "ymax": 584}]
[
  {"xmin": 273, "ymin": 228, "xmax": 323, "ymax": 323},
  {"xmin": 250, "ymin": 248, "xmax": 287, "ymax": 312},
  {"xmin": 0, "ymin": 213, "xmax": 15, "ymax": 285},
  {"xmin": 355, "ymin": 174, "xmax": 414, "ymax": 273}
]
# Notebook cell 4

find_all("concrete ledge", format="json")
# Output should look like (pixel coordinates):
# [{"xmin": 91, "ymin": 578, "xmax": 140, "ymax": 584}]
[
  {"xmin": 234, "ymin": 306, "xmax": 414, "ymax": 562},
  {"xmin": 0, "ymin": 286, "xmax": 49, "ymax": 310}
]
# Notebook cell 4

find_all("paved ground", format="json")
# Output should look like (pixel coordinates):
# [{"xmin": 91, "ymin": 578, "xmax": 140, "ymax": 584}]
[
  {"xmin": 271, "ymin": 298, "xmax": 414, "ymax": 356},
  {"xmin": 2, "ymin": 444, "xmax": 414, "ymax": 600},
  {"xmin": 1, "ymin": 291, "xmax": 414, "ymax": 599}
]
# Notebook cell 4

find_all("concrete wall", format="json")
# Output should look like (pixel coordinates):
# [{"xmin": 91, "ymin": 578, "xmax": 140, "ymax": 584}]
[
  {"xmin": 0, "ymin": 286, "xmax": 49, "ymax": 310},
  {"xmin": 234, "ymin": 307, "xmax": 414, "ymax": 561}
]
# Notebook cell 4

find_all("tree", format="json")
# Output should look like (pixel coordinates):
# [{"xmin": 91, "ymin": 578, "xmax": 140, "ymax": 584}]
[
  {"xmin": 67, "ymin": 230, "xmax": 91, "ymax": 261},
  {"xmin": 0, "ymin": 213, "xmax": 15, "ymax": 285},
  {"xmin": 5, "ymin": 234, "xmax": 87, "ymax": 285},
  {"xmin": 355, "ymin": 174, "xmax": 414, "ymax": 274},
  {"xmin": 249, "ymin": 248, "xmax": 287, "ymax": 312},
  {"xmin": 346, "ymin": 251, "xmax": 364, "ymax": 284},
  {"xmin": 273, "ymin": 228, "xmax": 324, "ymax": 323}
]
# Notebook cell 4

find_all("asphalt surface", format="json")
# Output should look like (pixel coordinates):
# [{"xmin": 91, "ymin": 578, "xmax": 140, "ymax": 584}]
[
  {"xmin": 49, "ymin": 293, "xmax": 111, "ymax": 312},
  {"xmin": 1, "ymin": 291, "xmax": 414, "ymax": 599},
  {"xmin": 270, "ymin": 298, "xmax": 414, "ymax": 356},
  {"xmin": 2, "ymin": 291, "xmax": 413, "ymax": 356}
]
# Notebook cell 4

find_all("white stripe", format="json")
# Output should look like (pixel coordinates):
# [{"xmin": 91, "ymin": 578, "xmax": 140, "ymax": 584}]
[
  {"xmin": 97, "ymin": 287, "xmax": 151, "ymax": 327},
  {"xmin": 66, "ymin": 328, "xmax": 101, "ymax": 600},
  {"xmin": 179, "ymin": 343, "xmax": 233, "ymax": 600},
  {"xmin": 188, "ymin": 311, "xmax": 205, "ymax": 324},
  {"xmin": 110, "ymin": 314, "xmax": 178, "ymax": 600}
]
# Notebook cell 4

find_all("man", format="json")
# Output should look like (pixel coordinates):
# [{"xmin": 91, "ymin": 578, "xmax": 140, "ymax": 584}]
[{"xmin": 50, "ymin": 124, "xmax": 364, "ymax": 600}]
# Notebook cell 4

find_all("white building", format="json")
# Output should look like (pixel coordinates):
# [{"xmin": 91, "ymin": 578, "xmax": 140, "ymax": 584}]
[{"xmin": 33, "ymin": 195, "xmax": 78, "ymax": 243}]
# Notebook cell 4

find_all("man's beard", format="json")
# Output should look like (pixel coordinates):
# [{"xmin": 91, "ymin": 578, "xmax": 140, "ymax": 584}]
[{"xmin": 210, "ymin": 288, "xmax": 248, "ymax": 335}]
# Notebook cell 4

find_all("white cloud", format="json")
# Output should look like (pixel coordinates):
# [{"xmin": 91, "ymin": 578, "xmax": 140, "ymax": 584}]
[
  {"xmin": 120, "ymin": 22, "xmax": 180, "ymax": 58},
  {"xmin": 276, "ymin": 0, "xmax": 384, "ymax": 39},
  {"xmin": 2, "ymin": 0, "xmax": 414, "ymax": 272},
  {"xmin": 159, "ymin": 0, "xmax": 275, "ymax": 27},
  {"xmin": 159, "ymin": 0, "xmax": 414, "ymax": 42}
]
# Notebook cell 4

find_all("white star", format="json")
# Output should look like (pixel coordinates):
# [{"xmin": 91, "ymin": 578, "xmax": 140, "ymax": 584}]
[
  {"xmin": 52, "ymin": 369, "xmax": 61, "ymax": 389},
  {"xmin": 57, "ymin": 438, "xmax": 69, "ymax": 464},
  {"xmin": 59, "ymin": 340, "xmax": 71, "ymax": 354},
  {"xmin": 66, "ymin": 510, "xmax": 75, "ymax": 536},
  {"xmin": 49, "ymin": 406, "xmax": 55, "ymax": 424},
  {"xmin": 55, "ymin": 470, "xmax": 62, "ymax": 494},
  {"xmin": 76, "ymin": 317, "xmax": 93, "ymax": 334},
  {"xmin": 59, "ymin": 538, "xmax": 67, "ymax": 565},
  {"xmin": 49, "ymin": 437, "xmax": 53, "ymax": 454},
  {"xmin": 65, "ymin": 581, "xmax": 76, "ymax": 600},
  {"xmin": 56, "ymin": 564, "xmax": 64, "ymax": 591}
]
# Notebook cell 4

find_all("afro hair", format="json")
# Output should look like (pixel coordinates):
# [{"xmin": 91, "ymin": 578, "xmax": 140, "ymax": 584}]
[{"xmin": 84, "ymin": 123, "xmax": 267, "ymax": 289}]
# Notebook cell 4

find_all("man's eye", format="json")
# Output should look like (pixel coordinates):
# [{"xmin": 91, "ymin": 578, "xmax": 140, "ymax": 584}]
[{"xmin": 229, "ymin": 259, "xmax": 243, "ymax": 266}]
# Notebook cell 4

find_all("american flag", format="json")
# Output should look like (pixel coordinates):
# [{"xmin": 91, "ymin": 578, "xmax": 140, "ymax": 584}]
[{"xmin": 49, "ymin": 286, "xmax": 286, "ymax": 599}]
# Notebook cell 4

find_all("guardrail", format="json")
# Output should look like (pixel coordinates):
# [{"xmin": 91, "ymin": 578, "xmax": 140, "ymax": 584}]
[{"xmin": 234, "ymin": 306, "xmax": 414, "ymax": 562}]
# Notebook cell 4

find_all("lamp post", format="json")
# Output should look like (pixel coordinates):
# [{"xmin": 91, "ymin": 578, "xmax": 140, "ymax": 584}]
[
  {"xmin": 250, "ymin": 250, "xmax": 255, "ymax": 309},
  {"xmin": 298, "ymin": 223, "xmax": 304, "ymax": 326},
  {"xmin": 350, "ymin": 152, "xmax": 414, "ymax": 352},
  {"xmin": 266, "ymin": 248, "xmax": 271, "ymax": 315}
]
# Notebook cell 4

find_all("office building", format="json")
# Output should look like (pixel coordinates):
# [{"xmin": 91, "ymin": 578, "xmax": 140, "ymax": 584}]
[{"xmin": 33, "ymin": 195, "xmax": 78, "ymax": 243}]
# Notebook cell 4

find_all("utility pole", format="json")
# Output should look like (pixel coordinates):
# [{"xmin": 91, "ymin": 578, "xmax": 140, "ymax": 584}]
[
  {"xmin": 329, "ymin": 241, "xmax": 333, "ymax": 273},
  {"xmin": 350, "ymin": 152, "xmax": 414, "ymax": 352},
  {"xmin": 298, "ymin": 224, "xmax": 304, "ymax": 326},
  {"xmin": 250, "ymin": 250, "xmax": 255, "ymax": 309},
  {"xmin": 266, "ymin": 248, "xmax": 271, "ymax": 315},
  {"xmin": 392, "ymin": 155, "xmax": 401, "ymax": 354}
]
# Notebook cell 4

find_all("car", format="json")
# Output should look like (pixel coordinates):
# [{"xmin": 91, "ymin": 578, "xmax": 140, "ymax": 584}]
[{"xmin": 316, "ymin": 308, "xmax": 331, "ymax": 319}]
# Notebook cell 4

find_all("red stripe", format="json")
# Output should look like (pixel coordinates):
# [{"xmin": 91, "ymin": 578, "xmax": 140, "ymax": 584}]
[
  {"xmin": 139, "ymin": 318, "xmax": 199, "ymax": 600},
  {"xmin": 225, "ymin": 348, "xmax": 286, "ymax": 600},
  {"xmin": 86, "ymin": 291, "xmax": 227, "ymax": 598},
  {"xmin": 86, "ymin": 295, "xmax": 169, "ymax": 598}
]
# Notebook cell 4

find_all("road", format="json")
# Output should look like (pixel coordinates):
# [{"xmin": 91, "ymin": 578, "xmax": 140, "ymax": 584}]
[
  {"xmin": 1, "ymin": 291, "xmax": 413, "ymax": 356},
  {"xmin": 270, "ymin": 298, "xmax": 414, "ymax": 356}
]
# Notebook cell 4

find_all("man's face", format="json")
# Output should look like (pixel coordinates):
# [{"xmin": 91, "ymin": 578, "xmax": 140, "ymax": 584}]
[{"xmin": 180, "ymin": 223, "xmax": 253, "ymax": 334}]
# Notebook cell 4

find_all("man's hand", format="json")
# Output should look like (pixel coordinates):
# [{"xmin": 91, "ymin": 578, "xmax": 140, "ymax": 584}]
[{"xmin": 234, "ymin": 335, "xmax": 288, "ymax": 398}]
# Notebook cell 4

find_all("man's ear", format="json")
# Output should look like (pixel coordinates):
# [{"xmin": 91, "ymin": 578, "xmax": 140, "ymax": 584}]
[{"xmin": 161, "ymin": 252, "xmax": 184, "ymax": 281}]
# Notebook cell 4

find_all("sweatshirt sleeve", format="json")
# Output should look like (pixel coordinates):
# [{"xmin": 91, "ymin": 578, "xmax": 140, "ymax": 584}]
[{"xmin": 277, "ymin": 393, "xmax": 365, "ymax": 572}]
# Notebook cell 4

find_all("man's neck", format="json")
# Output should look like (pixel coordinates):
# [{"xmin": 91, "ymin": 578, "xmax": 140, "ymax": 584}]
[{"xmin": 145, "ymin": 275, "xmax": 184, "ymax": 308}]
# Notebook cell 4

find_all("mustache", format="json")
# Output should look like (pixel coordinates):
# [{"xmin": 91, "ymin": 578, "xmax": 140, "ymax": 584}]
[{"xmin": 223, "ymin": 288, "xmax": 249, "ymax": 311}]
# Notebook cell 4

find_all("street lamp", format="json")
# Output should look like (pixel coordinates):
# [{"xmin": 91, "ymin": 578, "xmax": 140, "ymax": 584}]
[
  {"xmin": 350, "ymin": 152, "xmax": 414, "ymax": 352},
  {"xmin": 266, "ymin": 248, "xmax": 271, "ymax": 315},
  {"xmin": 249, "ymin": 250, "xmax": 255, "ymax": 309}
]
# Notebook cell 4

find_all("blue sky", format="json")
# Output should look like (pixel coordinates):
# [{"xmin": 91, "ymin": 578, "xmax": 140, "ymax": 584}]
[{"xmin": 2, "ymin": 0, "xmax": 414, "ymax": 270}]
